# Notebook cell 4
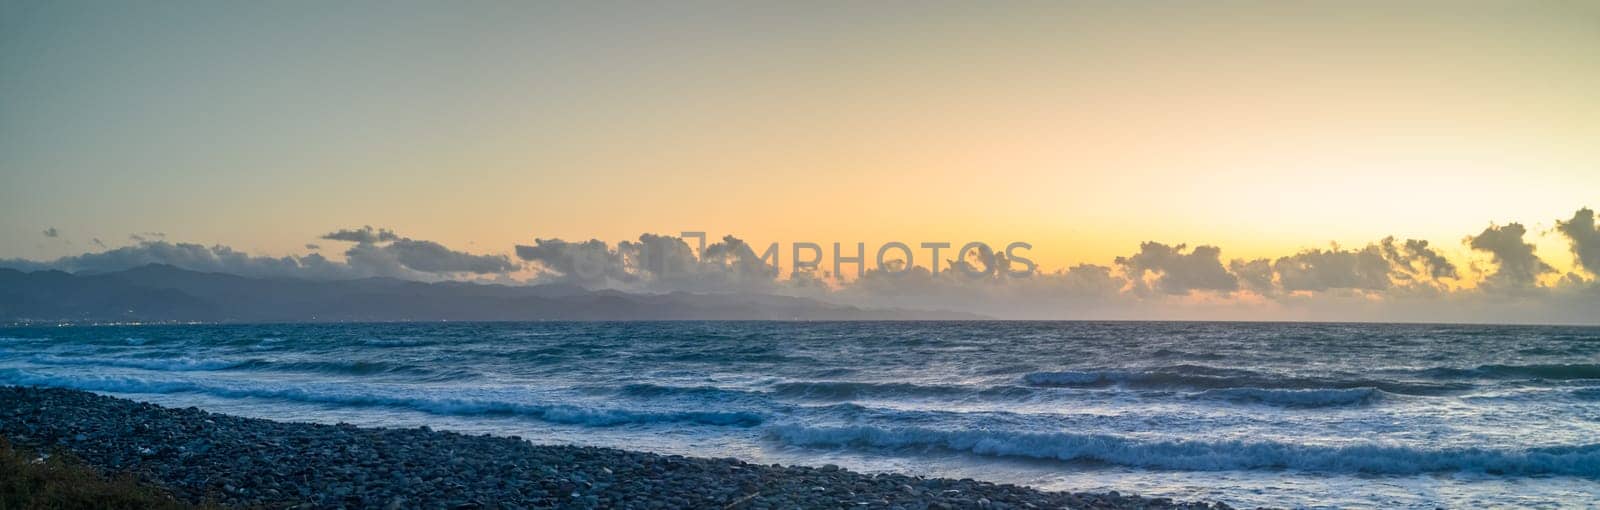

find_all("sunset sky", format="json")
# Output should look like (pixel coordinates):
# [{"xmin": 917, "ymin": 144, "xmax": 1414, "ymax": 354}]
[{"xmin": 3, "ymin": 1, "xmax": 1598, "ymax": 285}]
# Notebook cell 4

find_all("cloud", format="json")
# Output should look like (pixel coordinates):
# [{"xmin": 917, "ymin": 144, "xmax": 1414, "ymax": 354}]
[
  {"xmin": 321, "ymin": 226, "xmax": 398, "ymax": 244},
  {"xmin": 1467, "ymin": 223, "xmax": 1553, "ymax": 290},
  {"xmin": 0, "ymin": 241, "xmax": 348, "ymax": 280},
  {"xmin": 500, "ymin": 220, "xmax": 1583, "ymax": 321},
  {"xmin": 1556, "ymin": 207, "xmax": 1600, "ymax": 277},
  {"xmin": 318, "ymin": 226, "xmax": 519, "ymax": 278},
  {"xmin": 1228, "ymin": 258, "xmax": 1274, "ymax": 293},
  {"xmin": 514, "ymin": 234, "xmax": 782, "ymax": 292},
  {"xmin": 2, "ymin": 228, "xmax": 519, "ymax": 281},
  {"xmin": 674, "ymin": 237, "xmax": 781, "ymax": 291},
  {"xmin": 620, "ymin": 234, "xmax": 699, "ymax": 280},
  {"xmin": 1228, "ymin": 238, "xmax": 1456, "ymax": 297},
  {"xmin": 4, "ymin": 208, "xmax": 1598, "ymax": 323},
  {"xmin": 1115, "ymin": 242, "xmax": 1238, "ymax": 296},
  {"xmin": 41, "ymin": 227, "xmax": 59, "ymax": 238},
  {"xmin": 305, "ymin": 243, "xmax": 321, "ymax": 250},
  {"xmin": 91, "ymin": 238, "xmax": 106, "ymax": 248},
  {"xmin": 1272, "ymin": 244, "xmax": 1392, "ymax": 292},
  {"xmin": 1381, "ymin": 237, "xmax": 1458, "ymax": 282},
  {"xmin": 701, "ymin": 236, "xmax": 782, "ymax": 282},
  {"xmin": 515, "ymin": 238, "xmax": 634, "ymax": 287},
  {"xmin": 385, "ymin": 238, "xmax": 518, "ymax": 274}
]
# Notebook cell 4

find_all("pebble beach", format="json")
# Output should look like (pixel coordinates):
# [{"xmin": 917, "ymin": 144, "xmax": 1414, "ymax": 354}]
[{"xmin": 0, "ymin": 386, "xmax": 1236, "ymax": 509}]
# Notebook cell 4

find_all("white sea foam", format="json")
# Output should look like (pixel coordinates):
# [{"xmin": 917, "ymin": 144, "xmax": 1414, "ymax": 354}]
[
  {"xmin": 767, "ymin": 424, "xmax": 1600, "ymax": 478},
  {"xmin": 0, "ymin": 369, "xmax": 763, "ymax": 427},
  {"xmin": 1022, "ymin": 370, "xmax": 1124, "ymax": 385},
  {"xmin": 4, "ymin": 321, "xmax": 1597, "ymax": 508},
  {"xmin": 1021, "ymin": 368, "xmax": 1467, "ymax": 396},
  {"xmin": 26, "ymin": 354, "xmax": 241, "ymax": 371}
]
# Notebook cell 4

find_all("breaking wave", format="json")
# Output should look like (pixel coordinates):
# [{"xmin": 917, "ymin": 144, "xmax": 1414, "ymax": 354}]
[
  {"xmin": 768, "ymin": 424, "xmax": 1600, "ymax": 478},
  {"xmin": 1192, "ymin": 387, "xmax": 1385, "ymax": 407},
  {"xmin": 19, "ymin": 355, "xmax": 475, "ymax": 380},
  {"xmin": 1423, "ymin": 363, "xmax": 1600, "ymax": 381},
  {"xmin": 1022, "ymin": 367, "xmax": 1466, "ymax": 396},
  {"xmin": 0, "ymin": 369, "xmax": 761, "ymax": 427},
  {"xmin": 26, "ymin": 355, "xmax": 241, "ymax": 371},
  {"xmin": 771, "ymin": 381, "xmax": 1035, "ymax": 401}
]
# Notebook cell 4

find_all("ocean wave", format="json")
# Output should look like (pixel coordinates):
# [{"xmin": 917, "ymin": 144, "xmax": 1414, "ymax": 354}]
[
  {"xmin": 26, "ymin": 355, "xmax": 242, "ymax": 371},
  {"xmin": 19, "ymin": 355, "xmax": 475, "ymax": 380},
  {"xmin": 1022, "ymin": 364, "xmax": 1262, "ymax": 387},
  {"xmin": 1150, "ymin": 349, "xmax": 1225, "ymax": 360},
  {"xmin": 1570, "ymin": 387, "xmax": 1600, "ymax": 401},
  {"xmin": 651, "ymin": 351, "xmax": 816, "ymax": 364},
  {"xmin": 1424, "ymin": 363, "xmax": 1600, "ymax": 381},
  {"xmin": 0, "ymin": 370, "xmax": 758, "ymax": 427},
  {"xmin": 803, "ymin": 368, "xmax": 859, "ymax": 378},
  {"xmin": 239, "ymin": 360, "xmax": 477, "ymax": 380},
  {"xmin": 616, "ymin": 383, "xmax": 757, "ymax": 400},
  {"xmin": 1022, "ymin": 367, "xmax": 1465, "ymax": 396},
  {"xmin": 1192, "ymin": 387, "xmax": 1384, "ymax": 407},
  {"xmin": 357, "ymin": 337, "xmax": 440, "ymax": 347},
  {"xmin": 614, "ymin": 381, "xmax": 1040, "ymax": 405},
  {"xmin": 771, "ymin": 381, "xmax": 1035, "ymax": 401},
  {"xmin": 1023, "ymin": 371, "xmax": 1123, "ymax": 386},
  {"xmin": 767, "ymin": 424, "xmax": 1600, "ymax": 478}
]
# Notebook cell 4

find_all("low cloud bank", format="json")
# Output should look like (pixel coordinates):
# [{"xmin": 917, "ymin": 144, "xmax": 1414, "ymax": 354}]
[
  {"xmin": 513, "ymin": 234, "xmax": 779, "ymax": 293},
  {"xmin": 503, "ymin": 207, "xmax": 1597, "ymax": 322},
  {"xmin": 6, "ymin": 208, "xmax": 1599, "ymax": 323},
  {"xmin": 3, "ymin": 227, "xmax": 519, "ymax": 282}
]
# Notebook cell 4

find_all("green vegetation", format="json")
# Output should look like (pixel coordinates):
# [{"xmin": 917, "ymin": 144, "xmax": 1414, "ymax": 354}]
[{"xmin": 0, "ymin": 438, "xmax": 198, "ymax": 510}]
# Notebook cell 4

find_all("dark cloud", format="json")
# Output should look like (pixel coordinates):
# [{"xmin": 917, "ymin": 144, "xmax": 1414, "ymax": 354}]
[
  {"xmin": 5, "ymin": 207, "xmax": 1598, "ymax": 323},
  {"xmin": 317, "ymin": 226, "xmax": 518, "ymax": 277},
  {"xmin": 1228, "ymin": 258, "xmax": 1274, "ymax": 293},
  {"xmin": 1, "ymin": 227, "xmax": 519, "ymax": 281},
  {"xmin": 1272, "ymin": 244, "xmax": 1392, "ymax": 292},
  {"xmin": 1115, "ymin": 242, "xmax": 1238, "ymax": 295},
  {"xmin": 338, "ymin": 242, "xmax": 413, "ymax": 279},
  {"xmin": 675, "ymin": 235, "xmax": 782, "ymax": 291},
  {"xmin": 0, "ymin": 241, "xmax": 349, "ymax": 280},
  {"xmin": 305, "ymin": 243, "xmax": 321, "ymax": 250},
  {"xmin": 1381, "ymin": 237, "xmax": 1458, "ymax": 281},
  {"xmin": 515, "ymin": 238, "xmax": 633, "ymax": 287},
  {"xmin": 1467, "ymin": 223, "xmax": 1553, "ymax": 289},
  {"xmin": 514, "ymin": 234, "xmax": 781, "ymax": 292},
  {"xmin": 1556, "ymin": 207, "xmax": 1600, "ymax": 276},
  {"xmin": 1230, "ymin": 237, "xmax": 1455, "ymax": 296},
  {"xmin": 385, "ymin": 238, "xmax": 518, "ymax": 275},
  {"xmin": 322, "ymin": 226, "xmax": 398, "ymax": 244},
  {"xmin": 620, "ymin": 234, "xmax": 699, "ymax": 279},
  {"xmin": 701, "ymin": 236, "xmax": 782, "ymax": 280},
  {"xmin": 41, "ymin": 227, "xmax": 59, "ymax": 238},
  {"xmin": 91, "ymin": 238, "xmax": 106, "ymax": 248}
]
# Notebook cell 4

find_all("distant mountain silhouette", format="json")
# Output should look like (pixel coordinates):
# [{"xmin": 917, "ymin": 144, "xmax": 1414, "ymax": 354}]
[{"xmin": 0, "ymin": 264, "xmax": 976, "ymax": 322}]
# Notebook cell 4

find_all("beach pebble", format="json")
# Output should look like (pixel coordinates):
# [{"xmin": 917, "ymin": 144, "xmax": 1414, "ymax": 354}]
[{"xmin": 0, "ymin": 386, "xmax": 1241, "ymax": 510}]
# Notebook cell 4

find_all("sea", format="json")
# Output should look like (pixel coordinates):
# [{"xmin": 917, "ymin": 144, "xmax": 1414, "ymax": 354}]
[{"xmin": 1, "ymin": 321, "xmax": 1597, "ymax": 509}]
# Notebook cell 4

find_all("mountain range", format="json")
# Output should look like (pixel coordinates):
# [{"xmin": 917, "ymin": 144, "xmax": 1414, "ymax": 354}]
[{"xmin": 0, "ymin": 264, "xmax": 974, "ymax": 323}]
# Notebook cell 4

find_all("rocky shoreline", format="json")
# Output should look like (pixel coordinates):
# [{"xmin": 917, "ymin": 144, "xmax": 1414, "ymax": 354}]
[{"xmin": 0, "ymin": 386, "xmax": 1238, "ymax": 509}]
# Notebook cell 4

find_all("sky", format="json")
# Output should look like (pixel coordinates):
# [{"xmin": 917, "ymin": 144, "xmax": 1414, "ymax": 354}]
[{"xmin": 2, "ymin": 1, "xmax": 1598, "ymax": 321}]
